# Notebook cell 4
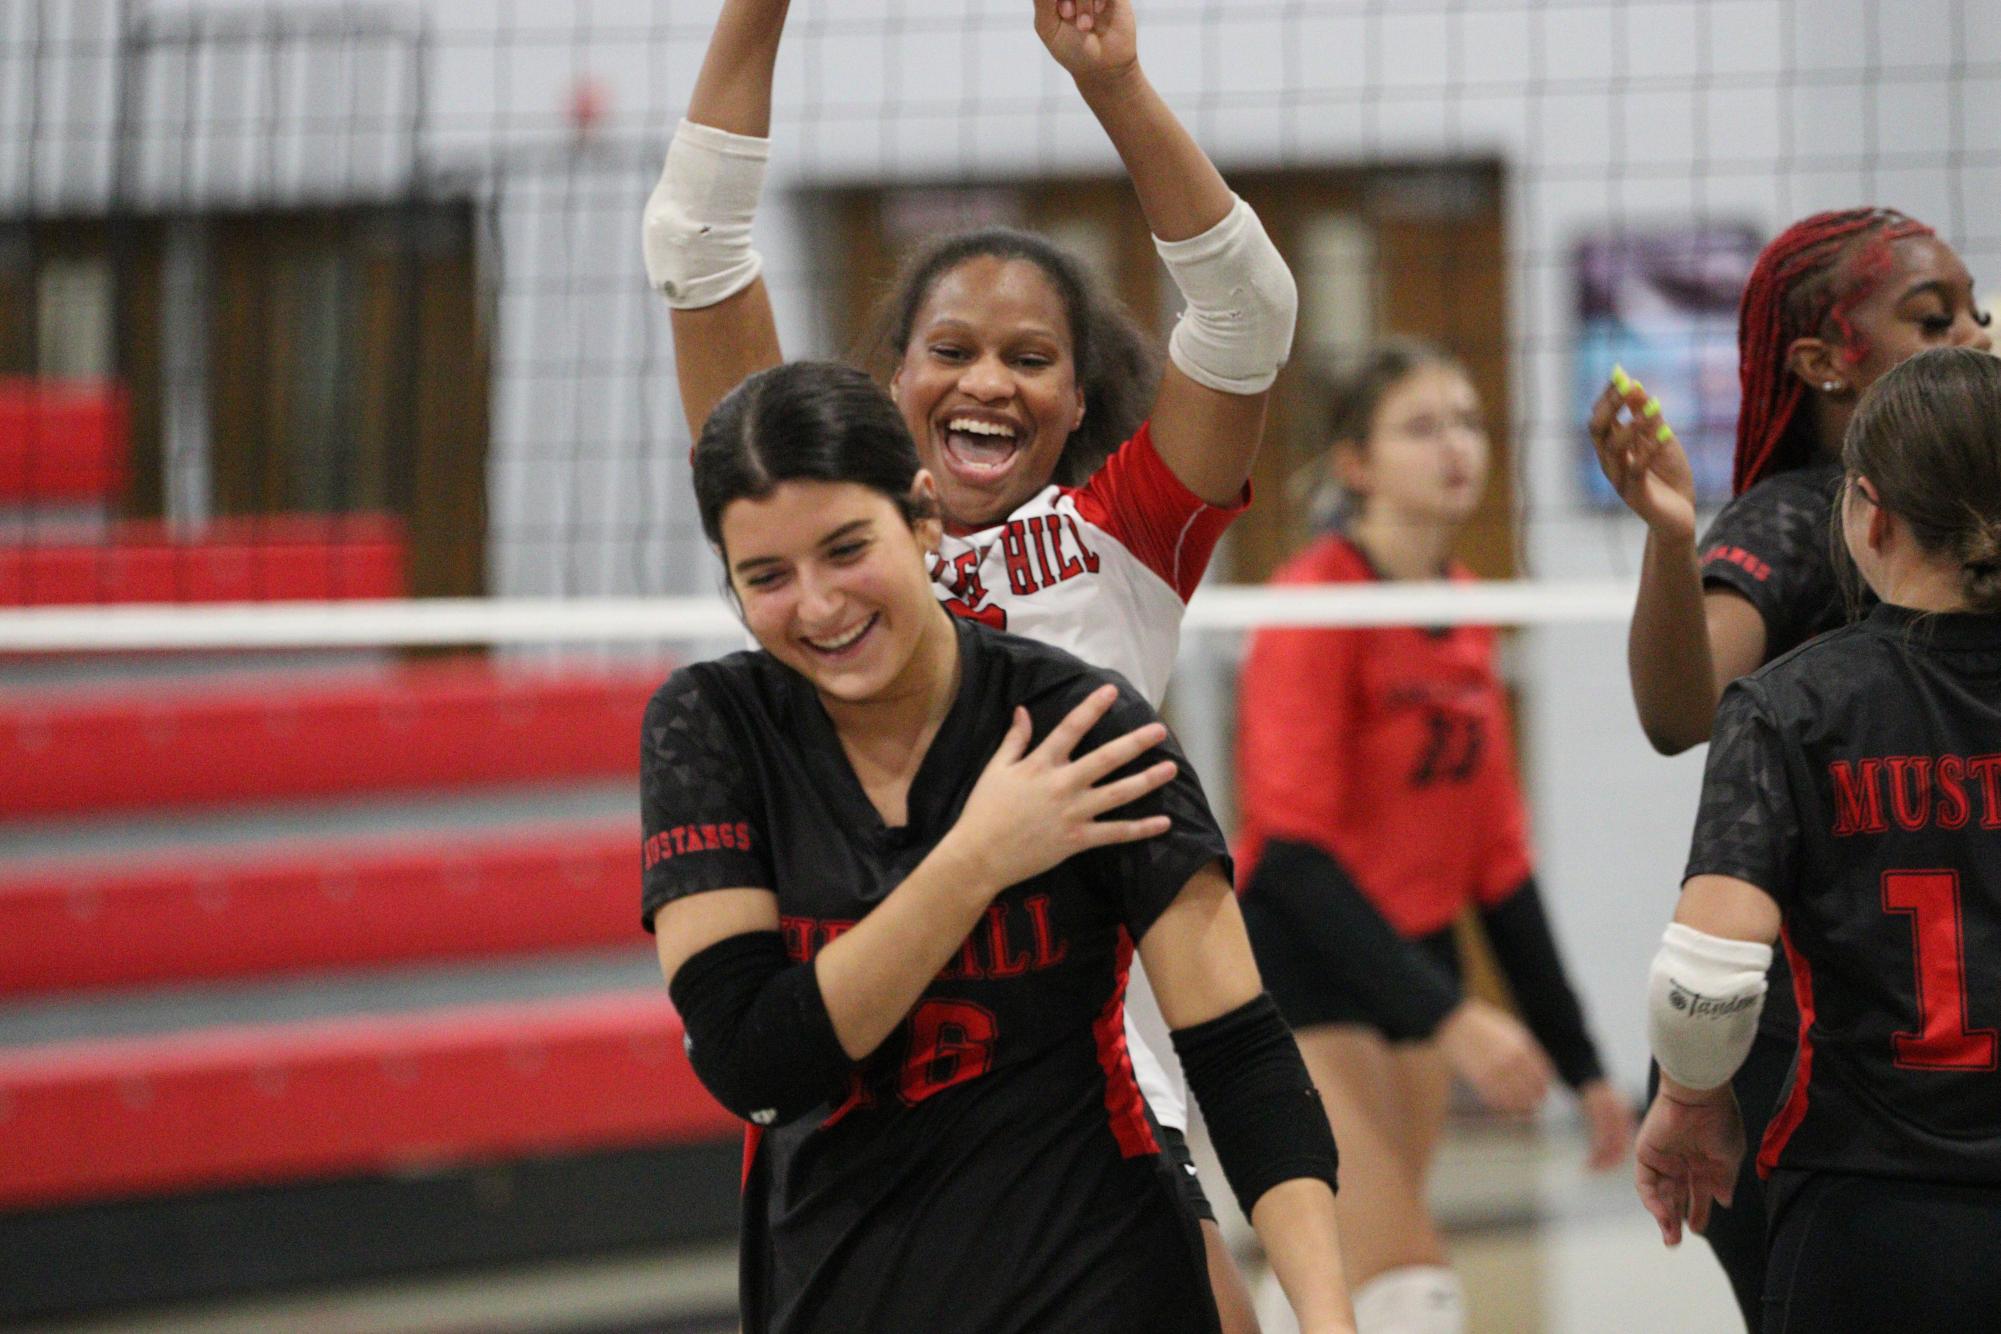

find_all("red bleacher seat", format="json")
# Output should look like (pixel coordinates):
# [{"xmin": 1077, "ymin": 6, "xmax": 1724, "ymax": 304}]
[
  {"xmin": 0, "ymin": 824, "xmax": 637, "ymax": 997},
  {"xmin": 0, "ymin": 991, "xmax": 737, "ymax": 1210},
  {"xmin": 0, "ymin": 658, "xmax": 664, "ymax": 818},
  {"xmin": 0, "ymin": 514, "xmax": 407, "ymax": 606},
  {"xmin": 0, "ymin": 378, "xmax": 128, "ymax": 504}
]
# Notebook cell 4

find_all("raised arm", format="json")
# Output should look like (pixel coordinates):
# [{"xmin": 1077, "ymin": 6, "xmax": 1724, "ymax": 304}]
[
  {"xmin": 643, "ymin": 0, "xmax": 790, "ymax": 437},
  {"xmin": 1141, "ymin": 866, "xmax": 1354, "ymax": 1333},
  {"xmin": 1037, "ymin": 0, "xmax": 1296, "ymax": 506},
  {"xmin": 1590, "ymin": 371, "xmax": 1769, "ymax": 752}
]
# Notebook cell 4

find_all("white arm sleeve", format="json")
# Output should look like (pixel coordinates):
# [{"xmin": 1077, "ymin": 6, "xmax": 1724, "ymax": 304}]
[
  {"xmin": 641, "ymin": 119, "xmax": 769, "ymax": 309},
  {"xmin": 1648, "ymin": 922, "xmax": 1774, "ymax": 1091},
  {"xmin": 1153, "ymin": 195, "xmax": 1298, "ymax": 396}
]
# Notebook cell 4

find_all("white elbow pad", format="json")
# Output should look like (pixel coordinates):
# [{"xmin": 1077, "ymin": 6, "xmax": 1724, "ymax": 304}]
[
  {"xmin": 1648, "ymin": 923, "xmax": 1773, "ymax": 1091},
  {"xmin": 642, "ymin": 119, "xmax": 769, "ymax": 309},
  {"xmin": 1155, "ymin": 195, "xmax": 1298, "ymax": 396}
]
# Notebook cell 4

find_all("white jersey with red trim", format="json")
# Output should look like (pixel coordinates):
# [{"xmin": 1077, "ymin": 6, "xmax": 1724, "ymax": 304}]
[
  {"xmin": 928, "ymin": 422, "xmax": 1243, "ymax": 708},
  {"xmin": 928, "ymin": 422, "xmax": 1248, "ymax": 1135}
]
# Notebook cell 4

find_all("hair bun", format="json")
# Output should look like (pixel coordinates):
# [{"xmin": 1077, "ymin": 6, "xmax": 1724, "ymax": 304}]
[{"xmin": 1962, "ymin": 515, "xmax": 2001, "ymax": 613}]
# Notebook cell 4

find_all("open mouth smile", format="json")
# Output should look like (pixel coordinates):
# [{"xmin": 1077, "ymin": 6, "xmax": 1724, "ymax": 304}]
[
  {"xmin": 801, "ymin": 613, "xmax": 879, "ymax": 659},
  {"xmin": 937, "ymin": 414, "xmax": 1026, "ymax": 483}
]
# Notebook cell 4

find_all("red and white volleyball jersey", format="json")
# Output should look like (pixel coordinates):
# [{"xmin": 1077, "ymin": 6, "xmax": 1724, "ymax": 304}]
[{"xmin": 928, "ymin": 423, "xmax": 1247, "ymax": 706}]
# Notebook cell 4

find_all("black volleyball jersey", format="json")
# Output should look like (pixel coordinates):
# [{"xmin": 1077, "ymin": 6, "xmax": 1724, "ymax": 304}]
[
  {"xmin": 641, "ymin": 618, "xmax": 1229, "ymax": 1334},
  {"xmin": 1699, "ymin": 461, "xmax": 1848, "ymax": 658},
  {"xmin": 1699, "ymin": 460, "xmax": 1852, "ymax": 1037},
  {"xmin": 1685, "ymin": 603, "xmax": 2001, "ymax": 1185}
]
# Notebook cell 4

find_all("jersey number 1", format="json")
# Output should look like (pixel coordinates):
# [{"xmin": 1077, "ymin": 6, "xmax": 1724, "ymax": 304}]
[{"xmin": 1884, "ymin": 869, "xmax": 1998, "ymax": 1072}]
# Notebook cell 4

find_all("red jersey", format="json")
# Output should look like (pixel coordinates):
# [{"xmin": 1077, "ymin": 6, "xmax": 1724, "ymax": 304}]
[{"xmin": 1235, "ymin": 534, "xmax": 1533, "ymax": 938}]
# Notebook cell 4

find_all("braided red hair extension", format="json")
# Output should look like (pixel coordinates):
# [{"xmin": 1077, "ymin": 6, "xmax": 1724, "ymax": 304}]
[{"xmin": 1732, "ymin": 208, "xmax": 1934, "ymax": 493}]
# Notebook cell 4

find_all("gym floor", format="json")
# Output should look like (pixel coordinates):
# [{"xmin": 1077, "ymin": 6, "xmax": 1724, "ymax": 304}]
[{"xmin": 27, "ymin": 1120, "xmax": 1742, "ymax": 1334}]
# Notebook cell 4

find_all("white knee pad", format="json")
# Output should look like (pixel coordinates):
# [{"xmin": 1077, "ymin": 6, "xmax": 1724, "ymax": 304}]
[{"xmin": 1353, "ymin": 1265, "xmax": 1466, "ymax": 1334}]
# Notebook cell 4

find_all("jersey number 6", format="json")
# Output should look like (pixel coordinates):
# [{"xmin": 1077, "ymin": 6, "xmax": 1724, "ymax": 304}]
[
  {"xmin": 1884, "ymin": 869, "xmax": 1998, "ymax": 1072},
  {"xmin": 899, "ymin": 998, "xmax": 1000, "ymax": 1103}
]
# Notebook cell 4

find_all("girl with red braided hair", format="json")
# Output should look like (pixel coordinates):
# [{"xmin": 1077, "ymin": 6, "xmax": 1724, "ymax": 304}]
[{"xmin": 1589, "ymin": 209, "xmax": 1991, "ymax": 1324}]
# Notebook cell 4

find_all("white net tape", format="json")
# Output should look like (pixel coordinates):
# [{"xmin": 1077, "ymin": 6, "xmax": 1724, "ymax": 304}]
[{"xmin": 0, "ymin": 580, "xmax": 1637, "ymax": 651}]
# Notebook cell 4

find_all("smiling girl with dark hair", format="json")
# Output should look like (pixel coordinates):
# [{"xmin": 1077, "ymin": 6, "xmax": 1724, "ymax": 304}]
[{"xmin": 646, "ymin": 361, "xmax": 1351, "ymax": 1333}]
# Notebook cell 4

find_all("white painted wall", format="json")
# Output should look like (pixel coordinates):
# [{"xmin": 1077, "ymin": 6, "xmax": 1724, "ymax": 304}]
[{"xmin": 7, "ymin": 0, "xmax": 1997, "ymax": 1087}]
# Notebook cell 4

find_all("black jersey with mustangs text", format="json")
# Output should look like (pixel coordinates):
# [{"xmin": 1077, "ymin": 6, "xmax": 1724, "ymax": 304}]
[
  {"xmin": 1699, "ymin": 461, "xmax": 1848, "ymax": 658},
  {"xmin": 1686, "ymin": 603, "xmax": 2001, "ymax": 1185},
  {"xmin": 641, "ymin": 618, "xmax": 1229, "ymax": 1334},
  {"xmin": 1699, "ymin": 460, "xmax": 1853, "ymax": 1038}
]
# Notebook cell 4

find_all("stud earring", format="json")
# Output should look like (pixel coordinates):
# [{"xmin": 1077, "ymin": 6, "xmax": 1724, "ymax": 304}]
[{"xmin": 1822, "ymin": 380, "xmax": 1841, "ymax": 392}]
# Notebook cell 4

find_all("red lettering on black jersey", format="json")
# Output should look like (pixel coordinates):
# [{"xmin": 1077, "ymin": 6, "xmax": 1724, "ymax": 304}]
[
  {"xmin": 898, "ymin": 998, "xmax": 999, "ymax": 1105},
  {"xmin": 1702, "ymin": 543, "xmax": 1773, "ymax": 582},
  {"xmin": 999, "ymin": 522, "xmax": 1038, "ymax": 595},
  {"xmin": 1026, "ymin": 894, "xmax": 1069, "ymax": 968},
  {"xmin": 1830, "ymin": 759, "xmax": 1889, "ymax": 836},
  {"xmin": 937, "ymin": 933, "xmax": 985, "ymax": 982},
  {"xmin": 1937, "ymin": 755, "xmax": 1972, "ymax": 829},
  {"xmin": 1969, "ymin": 755, "xmax": 2001, "ymax": 829},
  {"xmin": 779, "ymin": 915, "xmax": 814, "ymax": 963},
  {"xmin": 1887, "ymin": 756, "xmax": 1933, "ymax": 831},
  {"xmin": 1883, "ymin": 869, "xmax": 1999, "ymax": 1072},
  {"xmin": 1832, "ymin": 752, "xmax": 2001, "ymax": 834},
  {"xmin": 818, "ymin": 920, "xmax": 857, "ymax": 953},
  {"xmin": 985, "ymin": 903, "xmax": 1032, "ymax": 978},
  {"xmin": 646, "ymin": 821, "xmax": 756, "ymax": 867}
]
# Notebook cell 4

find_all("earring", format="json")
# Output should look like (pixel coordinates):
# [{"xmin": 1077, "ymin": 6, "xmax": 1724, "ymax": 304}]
[{"xmin": 1822, "ymin": 381, "xmax": 1841, "ymax": 393}]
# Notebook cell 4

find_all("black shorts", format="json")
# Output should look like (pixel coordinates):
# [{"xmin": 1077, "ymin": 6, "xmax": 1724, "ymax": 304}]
[
  {"xmin": 1763, "ymin": 1169, "xmax": 2001, "ymax": 1333},
  {"xmin": 1250, "ymin": 911, "xmax": 1460, "ymax": 1037},
  {"xmin": 1156, "ymin": 1124, "xmax": 1216, "ymax": 1223}
]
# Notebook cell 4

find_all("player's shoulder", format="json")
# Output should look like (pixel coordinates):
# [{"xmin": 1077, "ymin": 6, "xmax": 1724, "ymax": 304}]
[
  {"xmin": 1709, "ymin": 461, "xmax": 1841, "ymax": 536},
  {"xmin": 644, "ymin": 649, "xmax": 790, "ymax": 742},
  {"xmin": 1732, "ymin": 617, "xmax": 1876, "ymax": 718},
  {"xmin": 965, "ymin": 620, "xmax": 1153, "ymax": 723},
  {"xmin": 1271, "ymin": 531, "xmax": 1372, "ymax": 587}
]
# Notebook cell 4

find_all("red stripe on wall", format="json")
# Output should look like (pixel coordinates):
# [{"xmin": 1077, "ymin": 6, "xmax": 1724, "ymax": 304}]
[
  {"xmin": 0, "ymin": 378, "xmax": 128, "ymax": 503},
  {"xmin": 0, "ymin": 990, "xmax": 738, "ymax": 1210},
  {"xmin": 0, "ymin": 515, "xmax": 406, "ymax": 606},
  {"xmin": 1757, "ymin": 928, "xmax": 1816, "ymax": 1179},
  {"xmin": 0, "ymin": 823, "xmax": 637, "ymax": 996},
  {"xmin": 1090, "ymin": 929, "xmax": 1158, "ymax": 1159},
  {"xmin": 0, "ymin": 659, "xmax": 662, "ymax": 817}
]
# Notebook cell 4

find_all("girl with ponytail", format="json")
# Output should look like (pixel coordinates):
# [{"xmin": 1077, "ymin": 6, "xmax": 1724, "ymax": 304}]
[
  {"xmin": 1635, "ymin": 347, "xmax": 2001, "ymax": 1331},
  {"xmin": 1589, "ymin": 212, "xmax": 1991, "ymax": 1323}
]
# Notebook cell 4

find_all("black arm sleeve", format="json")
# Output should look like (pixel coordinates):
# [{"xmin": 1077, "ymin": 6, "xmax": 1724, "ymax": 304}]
[
  {"xmin": 1244, "ymin": 839, "xmax": 1462, "ymax": 1040},
  {"xmin": 667, "ymin": 931, "xmax": 853, "ymax": 1128},
  {"xmin": 1173, "ymin": 993, "xmax": 1339, "ymax": 1220},
  {"xmin": 1477, "ymin": 877, "xmax": 1605, "ymax": 1089}
]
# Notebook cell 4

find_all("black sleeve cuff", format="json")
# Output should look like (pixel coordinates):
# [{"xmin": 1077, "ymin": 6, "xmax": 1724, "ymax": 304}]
[
  {"xmin": 668, "ymin": 931, "xmax": 854, "ymax": 1126},
  {"xmin": 1479, "ymin": 879, "xmax": 1605, "ymax": 1088},
  {"xmin": 1173, "ymin": 993, "xmax": 1339, "ymax": 1219}
]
